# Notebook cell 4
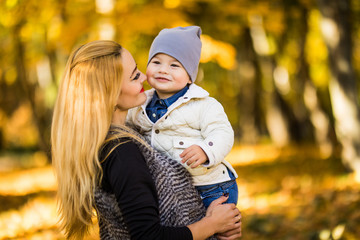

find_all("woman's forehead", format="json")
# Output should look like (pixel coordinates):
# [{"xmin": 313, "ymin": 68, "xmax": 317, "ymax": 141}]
[{"xmin": 121, "ymin": 49, "xmax": 136, "ymax": 75}]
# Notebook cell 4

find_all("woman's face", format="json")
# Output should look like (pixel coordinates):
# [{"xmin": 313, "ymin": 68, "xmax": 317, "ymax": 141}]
[{"xmin": 116, "ymin": 48, "xmax": 147, "ymax": 110}]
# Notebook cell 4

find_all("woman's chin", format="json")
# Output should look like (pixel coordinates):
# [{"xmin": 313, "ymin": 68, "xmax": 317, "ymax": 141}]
[{"xmin": 137, "ymin": 94, "xmax": 147, "ymax": 106}]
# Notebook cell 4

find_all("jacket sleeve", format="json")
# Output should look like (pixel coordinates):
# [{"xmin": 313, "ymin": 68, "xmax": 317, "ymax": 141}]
[{"xmin": 197, "ymin": 98, "xmax": 234, "ymax": 168}]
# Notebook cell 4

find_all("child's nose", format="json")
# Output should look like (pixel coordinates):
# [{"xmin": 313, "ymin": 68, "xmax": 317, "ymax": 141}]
[{"xmin": 158, "ymin": 64, "xmax": 168, "ymax": 73}]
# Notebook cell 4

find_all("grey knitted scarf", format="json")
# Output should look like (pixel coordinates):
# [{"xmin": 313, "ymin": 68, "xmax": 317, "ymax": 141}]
[{"xmin": 94, "ymin": 136, "xmax": 217, "ymax": 240}]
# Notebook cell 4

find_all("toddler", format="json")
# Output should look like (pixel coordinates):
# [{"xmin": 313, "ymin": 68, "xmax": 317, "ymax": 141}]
[{"xmin": 127, "ymin": 26, "xmax": 238, "ymax": 208}]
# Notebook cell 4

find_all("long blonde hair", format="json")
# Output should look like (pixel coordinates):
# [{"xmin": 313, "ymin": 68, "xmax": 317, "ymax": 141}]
[{"xmin": 51, "ymin": 40, "xmax": 126, "ymax": 239}]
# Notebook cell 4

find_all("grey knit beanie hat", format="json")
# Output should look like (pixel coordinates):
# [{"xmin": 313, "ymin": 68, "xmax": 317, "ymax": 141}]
[{"xmin": 148, "ymin": 26, "xmax": 202, "ymax": 82}]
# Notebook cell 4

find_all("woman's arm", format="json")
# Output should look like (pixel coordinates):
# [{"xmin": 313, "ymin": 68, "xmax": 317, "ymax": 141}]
[{"xmin": 102, "ymin": 141, "xmax": 241, "ymax": 240}]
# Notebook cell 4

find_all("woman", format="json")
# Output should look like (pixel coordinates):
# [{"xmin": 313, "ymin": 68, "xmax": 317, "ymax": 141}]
[{"xmin": 51, "ymin": 40, "xmax": 241, "ymax": 240}]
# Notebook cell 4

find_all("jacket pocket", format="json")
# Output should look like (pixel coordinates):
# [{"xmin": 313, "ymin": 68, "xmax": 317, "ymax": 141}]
[
  {"xmin": 173, "ymin": 137, "xmax": 199, "ymax": 149},
  {"xmin": 173, "ymin": 137, "xmax": 210, "ymax": 176}
]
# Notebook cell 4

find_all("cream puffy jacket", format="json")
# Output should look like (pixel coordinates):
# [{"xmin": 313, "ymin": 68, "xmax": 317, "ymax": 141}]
[{"xmin": 127, "ymin": 84, "xmax": 237, "ymax": 186}]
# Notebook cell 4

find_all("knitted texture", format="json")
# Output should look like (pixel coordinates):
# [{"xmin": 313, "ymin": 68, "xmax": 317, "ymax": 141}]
[{"xmin": 94, "ymin": 134, "xmax": 217, "ymax": 239}]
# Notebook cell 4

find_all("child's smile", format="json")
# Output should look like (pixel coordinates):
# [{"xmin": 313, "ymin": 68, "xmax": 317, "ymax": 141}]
[{"xmin": 147, "ymin": 53, "xmax": 191, "ymax": 99}]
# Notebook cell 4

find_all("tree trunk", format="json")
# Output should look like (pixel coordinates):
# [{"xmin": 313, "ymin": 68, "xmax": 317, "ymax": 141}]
[
  {"xmin": 236, "ymin": 27, "xmax": 263, "ymax": 143},
  {"xmin": 298, "ymin": 6, "xmax": 333, "ymax": 158},
  {"xmin": 13, "ymin": 22, "xmax": 51, "ymax": 159},
  {"xmin": 249, "ymin": 15, "xmax": 290, "ymax": 147},
  {"xmin": 318, "ymin": 0, "xmax": 360, "ymax": 174}
]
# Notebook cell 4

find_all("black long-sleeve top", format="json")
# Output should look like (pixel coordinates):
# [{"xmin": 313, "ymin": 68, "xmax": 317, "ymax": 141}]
[{"xmin": 100, "ymin": 141, "xmax": 193, "ymax": 240}]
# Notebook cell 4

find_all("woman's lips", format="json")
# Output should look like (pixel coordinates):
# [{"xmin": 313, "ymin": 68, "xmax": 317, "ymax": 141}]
[{"xmin": 140, "ymin": 87, "xmax": 145, "ymax": 93}]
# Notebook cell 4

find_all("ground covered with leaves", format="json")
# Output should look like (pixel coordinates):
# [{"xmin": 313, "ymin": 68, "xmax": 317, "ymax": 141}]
[
  {"xmin": 232, "ymin": 145, "xmax": 360, "ymax": 240},
  {"xmin": 0, "ymin": 145, "xmax": 359, "ymax": 239}
]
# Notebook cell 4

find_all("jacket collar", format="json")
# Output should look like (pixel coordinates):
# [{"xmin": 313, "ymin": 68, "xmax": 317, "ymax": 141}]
[
  {"xmin": 184, "ymin": 83, "xmax": 209, "ymax": 99},
  {"xmin": 139, "ymin": 84, "xmax": 209, "ymax": 123},
  {"xmin": 141, "ymin": 83, "xmax": 209, "ymax": 112},
  {"xmin": 143, "ymin": 83, "xmax": 208, "ymax": 106}
]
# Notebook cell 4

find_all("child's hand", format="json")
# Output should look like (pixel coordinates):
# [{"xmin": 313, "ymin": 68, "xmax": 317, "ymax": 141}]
[{"xmin": 180, "ymin": 145, "xmax": 208, "ymax": 168}]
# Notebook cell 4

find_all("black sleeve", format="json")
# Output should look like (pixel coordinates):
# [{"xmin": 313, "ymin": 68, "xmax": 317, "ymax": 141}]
[{"xmin": 101, "ymin": 141, "xmax": 193, "ymax": 240}]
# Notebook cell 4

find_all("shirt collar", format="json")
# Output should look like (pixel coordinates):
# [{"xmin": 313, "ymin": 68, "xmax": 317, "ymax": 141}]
[{"xmin": 149, "ymin": 85, "xmax": 189, "ymax": 108}]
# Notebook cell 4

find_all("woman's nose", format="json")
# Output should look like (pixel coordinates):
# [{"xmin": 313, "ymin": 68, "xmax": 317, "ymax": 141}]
[{"xmin": 140, "ymin": 72, "xmax": 147, "ymax": 83}]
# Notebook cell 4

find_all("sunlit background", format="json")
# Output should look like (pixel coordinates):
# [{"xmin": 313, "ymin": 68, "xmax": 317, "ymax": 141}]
[{"xmin": 0, "ymin": 0, "xmax": 360, "ymax": 239}]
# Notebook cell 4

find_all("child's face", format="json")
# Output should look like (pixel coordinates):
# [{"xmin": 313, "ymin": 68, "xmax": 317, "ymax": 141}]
[{"xmin": 146, "ymin": 53, "xmax": 191, "ymax": 99}]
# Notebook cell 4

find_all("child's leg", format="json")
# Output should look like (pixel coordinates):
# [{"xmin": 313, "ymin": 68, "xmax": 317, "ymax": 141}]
[
  {"xmin": 196, "ymin": 183, "xmax": 223, "ymax": 208},
  {"xmin": 224, "ymin": 168, "xmax": 238, "ymax": 205},
  {"xmin": 222, "ymin": 178, "xmax": 238, "ymax": 205},
  {"xmin": 195, "ymin": 169, "xmax": 238, "ymax": 208}
]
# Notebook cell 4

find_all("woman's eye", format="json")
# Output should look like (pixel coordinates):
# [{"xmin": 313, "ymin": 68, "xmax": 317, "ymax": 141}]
[{"xmin": 133, "ymin": 72, "xmax": 140, "ymax": 80}]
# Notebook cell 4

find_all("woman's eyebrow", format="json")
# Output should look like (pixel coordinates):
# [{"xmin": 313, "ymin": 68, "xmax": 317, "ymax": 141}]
[{"xmin": 130, "ymin": 64, "xmax": 137, "ymax": 79}]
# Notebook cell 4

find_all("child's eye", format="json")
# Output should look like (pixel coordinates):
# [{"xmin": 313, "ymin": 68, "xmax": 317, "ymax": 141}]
[
  {"xmin": 132, "ymin": 72, "xmax": 141, "ymax": 80},
  {"xmin": 171, "ymin": 64, "xmax": 180, "ymax": 67},
  {"xmin": 152, "ymin": 60, "xmax": 160, "ymax": 64}
]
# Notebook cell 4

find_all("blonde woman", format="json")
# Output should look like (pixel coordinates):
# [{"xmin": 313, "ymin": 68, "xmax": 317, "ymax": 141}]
[{"xmin": 51, "ymin": 40, "xmax": 242, "ymax": 240}]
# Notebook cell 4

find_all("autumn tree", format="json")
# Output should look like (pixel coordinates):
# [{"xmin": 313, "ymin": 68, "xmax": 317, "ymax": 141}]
[{"xmin": 317, "ymin": 0, "xmax": 360, "ymax": 176}]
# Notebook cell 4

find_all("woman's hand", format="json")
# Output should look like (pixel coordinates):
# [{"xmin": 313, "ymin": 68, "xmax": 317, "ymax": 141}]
[
  {"xmin": 188, "ymin": 195, "xmax": 242, "ymax": 240},
  {"xmin": 206, "ymin": 196, "xmax": 242, "ymax": 236},
  {"xmin": 216, "ymin": 227, "xmax": 242, "ymax": 240}
]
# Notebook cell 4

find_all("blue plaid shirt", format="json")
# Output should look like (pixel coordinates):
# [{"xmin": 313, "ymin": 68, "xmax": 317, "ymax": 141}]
[{"xmin": 146, "ymin": 86, "xmax": 189, "ymax": 123}]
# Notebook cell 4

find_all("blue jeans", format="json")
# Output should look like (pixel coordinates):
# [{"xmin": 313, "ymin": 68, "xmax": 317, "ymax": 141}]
[{"xmin": 195, "ymin": 168, "xmax": 238, "ymax": 209}]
